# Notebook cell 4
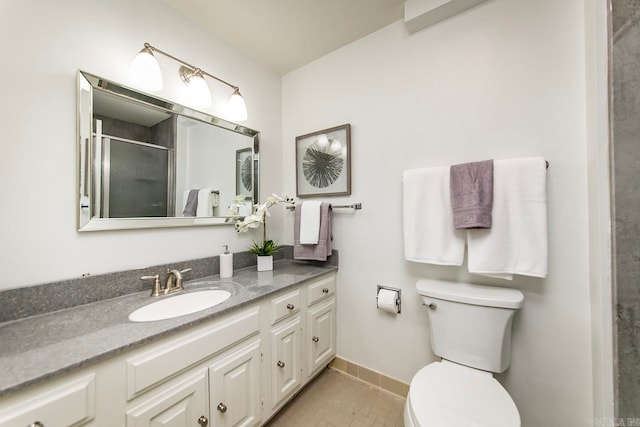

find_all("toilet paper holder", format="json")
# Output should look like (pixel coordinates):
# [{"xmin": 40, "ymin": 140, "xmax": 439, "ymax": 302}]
[{"xmin": 377, "ymin": 285, "xmax": 401, "ymax": 314}]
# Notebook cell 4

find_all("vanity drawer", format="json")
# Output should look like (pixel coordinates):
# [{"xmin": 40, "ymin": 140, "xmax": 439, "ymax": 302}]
[
  {"xmin": 0, "ymin": 374, "xmax": 95, "ymax": 427},
  {"xmin": 307, "ymin": 275, "xmax": 336, "ymax": 306},
  {"xmin": 271, "ymin": 289, "xmax": 301, "ymax": 325},
  {"xmin": 126, "ymin": 307, "xmax": 260, "ymax": 399}
]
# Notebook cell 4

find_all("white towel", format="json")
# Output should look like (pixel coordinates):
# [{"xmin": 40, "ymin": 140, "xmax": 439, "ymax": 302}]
[
  {"xmin": 467, "ymin": 157, "xmax": 548, "ymax": 279},
  {"xmin": 403, "ymin": 168, "xmax": 466, "ymax": 265},
  {"xmin": 300, "ymin": 201, "xmax": 323, "ymax": 244},
  {"xmin": 196, "ymin": 188, "xmax": 213, "ymax": 217}
]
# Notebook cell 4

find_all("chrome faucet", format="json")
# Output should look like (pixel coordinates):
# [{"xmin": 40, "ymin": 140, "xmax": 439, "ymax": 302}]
[
  {"xmin": 140, "ymin": 267, "xmax": 192, "ymax": 297},
  {"xmin": 164, "ymin": 268, "xmax": 192, "ymax": 294}
]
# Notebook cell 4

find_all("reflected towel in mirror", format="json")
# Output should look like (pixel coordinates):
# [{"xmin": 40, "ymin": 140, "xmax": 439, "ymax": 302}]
[{"xmin": 196, "ymin": 188, "xmax": 214, "ymax": 217}]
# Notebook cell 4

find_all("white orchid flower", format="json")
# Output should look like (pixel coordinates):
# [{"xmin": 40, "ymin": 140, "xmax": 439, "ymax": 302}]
[
  {"xmin": 234, "ymin": 191, "xmax": 296, "ymax": 256},
  {"xmin": 247, "ymin": 215, "xmax": 263, "ymax": 225}
]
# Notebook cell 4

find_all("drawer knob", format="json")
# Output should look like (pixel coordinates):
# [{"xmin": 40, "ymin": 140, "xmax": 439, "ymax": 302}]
[
  {"xmin": 286, "ymin": 303, "xmax": 295, "ymax": 310},
  {"xmin": 217, "ymin": 402, "xmax": 228, "ymax": 413},
  {"xmin": 198, "ymin": 415, "xmax": 209, "ymax": 426},
  {"xmin": 322, "ymin": 288, "xmax": 329, "ymax": 294},
  {"xmin": 312, "ymin": 336, "xmax": 320, "ymax": 343},
  {"xmin": 29, "ymin": 423, "xmax": 44, "ymax": 427},
  {"xmin": 277, "ymin": 360, "xmax": 285, "ymax": 368}
]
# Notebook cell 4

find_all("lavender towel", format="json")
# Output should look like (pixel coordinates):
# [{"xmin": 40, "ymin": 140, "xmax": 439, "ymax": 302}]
[
  {"xmin": 182, "ymin": 189, "xmax": 199, "ymax": 217},
  {"xmin": 294, "ymin": 202, "xmax": 333, "ymax": 261},
  {"xmin": 450, "ymin": 160, "xmax": 494, "ymax": 229}
]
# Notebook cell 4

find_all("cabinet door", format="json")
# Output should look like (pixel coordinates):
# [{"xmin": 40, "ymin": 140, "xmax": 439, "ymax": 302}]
[
  {"xmin": 209, "ymin": 340, "xmax": 261, "ymax": 427},
  {"xmin": 0, "ymin": 374, "xmax": 95, "ymax": 427},
  {"xmin": 307, "ymin": 299, "xmax": 336, "ymax": 377},
  {"xmin": 126, "ymin": 369, "xmax": 209, "ymax": 427},
  {"xmin": 271, "ymin": 317, "xmax": 302, "ymax": 408}
]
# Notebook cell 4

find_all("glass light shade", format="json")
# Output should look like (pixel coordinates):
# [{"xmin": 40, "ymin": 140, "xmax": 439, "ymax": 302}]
[
  {"xmin": 130, "ymin": 48, "xmax": 162, "ymax": 91},
  {"xmin": 184, "ymin": 73, "xmax": 212, "ymax": 109},
  {"xmin": 227, "ymin": 89, "xmax": 248, "ymax": 122}
]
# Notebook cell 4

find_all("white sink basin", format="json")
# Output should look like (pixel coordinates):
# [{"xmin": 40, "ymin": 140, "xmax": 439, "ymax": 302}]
[{"xmin": 129, "ymin": 289, "xmax": 231, "ymax": 322}]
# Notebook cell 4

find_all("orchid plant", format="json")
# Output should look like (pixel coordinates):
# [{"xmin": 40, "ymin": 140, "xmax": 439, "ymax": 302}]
[{"xmin": 234, "ymin": 193, "xmax": 295, "ymax": 256}]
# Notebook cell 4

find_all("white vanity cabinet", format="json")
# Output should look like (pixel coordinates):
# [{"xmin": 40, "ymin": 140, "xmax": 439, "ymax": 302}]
[
  {"xmin": 0, "ymin": 271, "xmax": 337, "ymax": 427},
  {"xmin": 269, "ymin": 289, "xmax": 303, "ymax": 410},
  {"xmin": 307, "ymin": 299, "xmax": 336, "ymax": 378},
  {"xmin": 124, "ymin": 307, "xmax": 262, "ymax": 427},
  {"xmin": 125, "ymin": 369, "xmax": 209, "ymax": 427},
  {"xmin": 208, "ymin": 339, "xmax": 262, "ymax": 427},
  {"xmin": 0, "ymin": 373, "xmax": 96, "ymax": 427},
  {"xmin": 306, "ymin": 275, "xmax": 337, "ymax": 378},
  {"xmin": 264, "ymin": 273, "xmax": 337, "ymax": 417}
]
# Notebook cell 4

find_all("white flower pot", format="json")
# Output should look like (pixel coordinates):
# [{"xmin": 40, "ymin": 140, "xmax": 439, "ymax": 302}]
[{"xmin": 257, "ymin": 255, "xmax": 273, "ymax": 271}]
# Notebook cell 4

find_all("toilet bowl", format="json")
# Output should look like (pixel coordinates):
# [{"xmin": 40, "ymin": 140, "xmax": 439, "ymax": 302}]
[
  {"xmin": 406, "ymin": 279, "xmax": 524, "ymax": 427},
  {"xmin": 404, "ymin": 360, "xmax": 520, "ymax": 427}
]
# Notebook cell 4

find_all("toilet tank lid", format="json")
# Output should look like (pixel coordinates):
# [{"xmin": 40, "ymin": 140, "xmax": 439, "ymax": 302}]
[{"xmin": 416, "ymin": 279, "xmax": 524, "ymax": 309}]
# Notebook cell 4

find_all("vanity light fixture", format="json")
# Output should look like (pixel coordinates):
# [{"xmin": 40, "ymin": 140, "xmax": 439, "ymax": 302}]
[
  {"xmin": 179, "ymin": 66, "xmax": 212, "ymax": 109},
  {"xmin": 130, "ymin": 42, "xmax": 248, "ymax": 121},
  {"xmin": 130, "ymin": 44, "xmax": 163, "ymax": 91}
]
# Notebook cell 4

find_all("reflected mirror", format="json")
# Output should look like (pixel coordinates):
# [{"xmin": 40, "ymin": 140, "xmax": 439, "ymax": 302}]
[{"xmin": 77, "ymin": 70, "xmax": 259, "ymax": 231}]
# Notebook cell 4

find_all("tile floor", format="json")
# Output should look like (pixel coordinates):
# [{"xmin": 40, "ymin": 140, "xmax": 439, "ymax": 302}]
[{"xmin": 265, "ymin": 368, "xmax": 406, "ymax": 427}]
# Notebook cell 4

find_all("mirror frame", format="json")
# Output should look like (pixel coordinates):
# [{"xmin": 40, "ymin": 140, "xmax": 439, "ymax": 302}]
[{"xmin": 77, "ymin": 70, "xmax": 259, "ymax": 231}]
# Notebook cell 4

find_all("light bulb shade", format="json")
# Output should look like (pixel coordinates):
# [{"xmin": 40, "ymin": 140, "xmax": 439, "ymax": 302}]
[
  {"xmin": 130, "ymin": 47, "xmax": 162, "ymax": 91},
  {"xmin": 227, "ymin": 89, "xmax": 248, "ymax": 122},
  {"xmin": 180, "ymin": 67, "xmax": 211, "ymax": 109}
]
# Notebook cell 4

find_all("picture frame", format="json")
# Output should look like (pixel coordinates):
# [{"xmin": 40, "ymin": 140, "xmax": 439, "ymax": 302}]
[
  {"xmin": 295, "ymin": 124, "xmax": 351, "ymax": 197},
  {"xmin": 236, "ymin": 148, "xmax": 253, "ymax": 198}
]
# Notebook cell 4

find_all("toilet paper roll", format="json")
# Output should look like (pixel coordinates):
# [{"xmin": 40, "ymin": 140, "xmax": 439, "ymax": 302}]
[{"xmin": 377, "ymin": 288, "xmax": 399, "ymax": 314}]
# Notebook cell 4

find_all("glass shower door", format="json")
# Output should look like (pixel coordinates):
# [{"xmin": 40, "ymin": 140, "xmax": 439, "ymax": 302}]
[{"xmin": 101, "ymin": 137, "xmax": 169, "ymax": 218}]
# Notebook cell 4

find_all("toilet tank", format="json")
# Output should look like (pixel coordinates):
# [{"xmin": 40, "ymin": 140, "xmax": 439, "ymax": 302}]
[{"xmin": 417, "ymin": 279, "xmax": 524, "ymax": 373}]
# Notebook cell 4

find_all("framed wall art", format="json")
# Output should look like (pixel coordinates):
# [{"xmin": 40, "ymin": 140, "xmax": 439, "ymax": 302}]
[
  {"xmin": 236, "ymin": 147, "xmax": 253, "ymax": 198},
  {"xmin": 295, "ymin": 124, "xmax": 351, "ymax": 197}
]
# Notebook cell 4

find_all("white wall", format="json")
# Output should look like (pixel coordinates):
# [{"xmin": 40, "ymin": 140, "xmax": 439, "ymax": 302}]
[
  {"xmin": 282, "ymin": 0, "xmax": 595, "ymax": 425},
  {"xmin": 0, "ymin": 0, "xmax": 282, "ymax": 289}
]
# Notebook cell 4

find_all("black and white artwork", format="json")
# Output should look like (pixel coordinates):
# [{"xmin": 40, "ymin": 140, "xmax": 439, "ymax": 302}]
[
  {"xmin": 236, "ymin": 148, "xmax": 253, "ymax": 198},
  {"xmin": 296, "ymin": 124, "xmax": 351, "ymax": 197}
]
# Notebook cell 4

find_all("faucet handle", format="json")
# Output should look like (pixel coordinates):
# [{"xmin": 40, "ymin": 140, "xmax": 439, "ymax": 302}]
[
  {"xmin": 180, "ymin": 268, "xmax": 192, "ymax": 275},
  {"xmin": 141, "ymin": 275, "xmax": 162, "ymax": 297}
]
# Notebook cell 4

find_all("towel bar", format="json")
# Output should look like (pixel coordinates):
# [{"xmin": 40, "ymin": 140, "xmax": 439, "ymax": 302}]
[{"xmin": 286, "ymin": 203, "xmax": 362, "ymax": 211}]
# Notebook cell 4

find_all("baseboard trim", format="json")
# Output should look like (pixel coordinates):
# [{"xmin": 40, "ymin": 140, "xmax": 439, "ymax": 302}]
[{"xmin": 329, "ymin": 357, "xmax": 409, "ymax": 398}]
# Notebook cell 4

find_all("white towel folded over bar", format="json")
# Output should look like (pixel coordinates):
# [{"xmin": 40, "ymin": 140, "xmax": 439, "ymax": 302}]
[
  {"xmin": 467, "ymin": 157, "xmax": 548, "ymax": 279},
  {"xmin": 300, "ymin": 201, "xmax": 323, "ymax": 244}
]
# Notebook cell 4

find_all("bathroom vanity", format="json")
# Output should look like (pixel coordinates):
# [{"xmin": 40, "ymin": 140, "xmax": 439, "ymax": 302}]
[{"xmin": 0, "ymin": 261, "xmax": 337, "ymax": 426}]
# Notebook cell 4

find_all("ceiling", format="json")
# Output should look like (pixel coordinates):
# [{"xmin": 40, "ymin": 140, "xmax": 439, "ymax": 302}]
[{"xmin": 165, "ymin": 0, "xmax": 405, "ymax": 75}]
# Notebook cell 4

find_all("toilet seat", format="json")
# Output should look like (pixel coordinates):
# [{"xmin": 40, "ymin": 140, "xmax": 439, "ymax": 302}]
[{"xmin": 406, "ymin": 360, "xmax": 520, "ymax": 427}]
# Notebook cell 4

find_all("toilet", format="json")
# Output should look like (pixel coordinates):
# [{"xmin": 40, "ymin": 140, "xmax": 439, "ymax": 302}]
[{"xmin": 404, "ymin": 279, "xmax": 524, "ymax": 427}]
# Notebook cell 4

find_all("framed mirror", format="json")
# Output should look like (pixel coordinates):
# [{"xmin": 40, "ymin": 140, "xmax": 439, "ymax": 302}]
[{"xmin": 77, "ymin": 70, "xmax": 259, "ymax": 231}]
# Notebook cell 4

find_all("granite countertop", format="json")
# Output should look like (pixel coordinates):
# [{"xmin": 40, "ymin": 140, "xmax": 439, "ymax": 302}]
[{"xmin": 0, "ymin": 260, "xmax": 337, "ymax": 398}]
